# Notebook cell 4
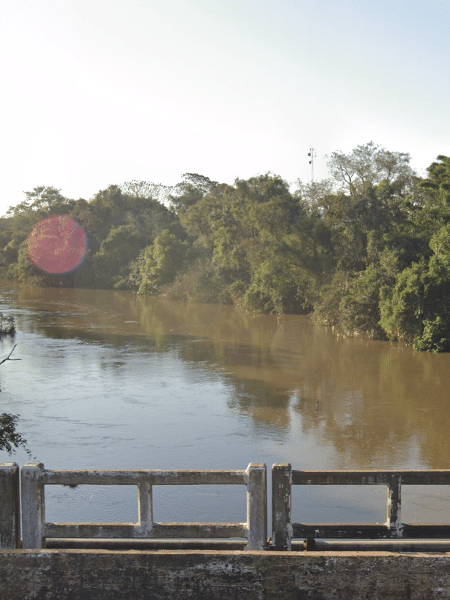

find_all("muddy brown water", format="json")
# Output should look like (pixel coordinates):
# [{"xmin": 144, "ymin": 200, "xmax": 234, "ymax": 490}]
[{"xmin": 1, "ymin": 284, "xmax": 449, "ymax": 532}]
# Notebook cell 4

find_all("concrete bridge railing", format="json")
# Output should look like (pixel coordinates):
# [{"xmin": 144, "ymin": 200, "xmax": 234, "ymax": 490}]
[
  {"xmin": 3, "ymin": 461, "xmax": 450, "ymax": 551},
  {"xmin": 272, "ymin": 463, "xmax": 450, "ymax": 550},
  {"xmin": 18, "ymin": 462, "xmax": 267, "ymax": 551}
]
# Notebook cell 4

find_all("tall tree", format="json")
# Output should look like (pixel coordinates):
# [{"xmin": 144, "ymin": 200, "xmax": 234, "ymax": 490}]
[
  {"xmin": 169, "ymin": 173, "xmax": 218, "ymax": 213},
  {"xmin": 319, "ymin": 142, "xmax": 416, "ymax": 270}
]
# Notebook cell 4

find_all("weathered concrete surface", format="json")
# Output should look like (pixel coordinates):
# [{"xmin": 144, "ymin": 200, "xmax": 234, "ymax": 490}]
[
  {"xmin": 0, "ymin": 463, "xmax": 20, "ymax": 549},
  {"xmin": 1, "ymin": 550, "xmax": 450, "ymax": 599}
]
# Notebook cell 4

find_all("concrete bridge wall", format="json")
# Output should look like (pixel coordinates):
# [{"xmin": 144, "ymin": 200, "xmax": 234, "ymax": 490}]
[{"xmin": 1, "ymin": 549, "xmax": 450, "ymax": 600}]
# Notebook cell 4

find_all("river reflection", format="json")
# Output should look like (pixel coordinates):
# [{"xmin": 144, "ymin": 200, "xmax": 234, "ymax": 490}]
[{"xmin": 1, "ymin": 284, "xmax": 450, "ymax": 526}]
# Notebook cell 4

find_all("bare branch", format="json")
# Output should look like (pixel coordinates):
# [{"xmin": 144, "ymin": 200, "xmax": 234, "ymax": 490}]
[{"xmin": 0, "ymin": 344, "xmax": 20, "ymax": 366}]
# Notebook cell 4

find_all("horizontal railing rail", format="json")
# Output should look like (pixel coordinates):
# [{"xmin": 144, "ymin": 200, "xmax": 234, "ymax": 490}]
[
  {"xmin": 20, "ymin": 462, "xmax": 267, "ymax": 551},
  {"xmin": 272, "ymin": 464, "xmax": 450, "ymax": 550}
]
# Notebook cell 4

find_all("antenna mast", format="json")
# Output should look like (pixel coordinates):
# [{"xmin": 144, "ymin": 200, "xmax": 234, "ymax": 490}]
[{"xmin": 308, "ymin": 147, "xmax": 317, "ymax": 182}]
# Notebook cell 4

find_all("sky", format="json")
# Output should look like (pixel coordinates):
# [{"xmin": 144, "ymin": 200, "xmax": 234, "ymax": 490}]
[{"xmin": 1, "ymin": 0, "xmax": 449, "ymax": 216}]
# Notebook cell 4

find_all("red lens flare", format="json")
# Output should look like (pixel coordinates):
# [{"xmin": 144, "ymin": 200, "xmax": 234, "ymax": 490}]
[{"xmin": 27, "ymin": 215, "xmax": 88, "ymax": 274}]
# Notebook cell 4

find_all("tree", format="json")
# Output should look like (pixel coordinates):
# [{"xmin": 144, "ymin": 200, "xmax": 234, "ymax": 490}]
[
  {"xmin": 73, "ymin": 185, "xmax": 178, "ymax": 289},
  {"xmin": 419, "ymin": 155, "xmax": 450, "ymax": 210},
  {"xmin": 92, "ymin": 224, "xmax": 143, "ymax": 288},
  {"xmin": 7, "ymin": 186, "xmax": 75, "ymax": 217},
  {"xmin": 165, "ymin": 172, "xmax": 328, "ymax": 312},
  {"xmin": 169, "ymin": 173, "xmax": 218, "ymax": 213},
  {"xmin": 326, "ymin": 141, "xmax": 413, "ymax": 195},
  {"xmin": 320, "ymin": 142, "xmax": 416, "ymax": 270},
  {"xmin": 411, "ymin": 155, "xmax": 450, "ymax": 241},
  {"xmin": 134, "ymin": 230, "xmax": 189, "ymax": 295},
  {"xmin": 119, "ymin": 180, "xmax": 173, "ymax": 205}
]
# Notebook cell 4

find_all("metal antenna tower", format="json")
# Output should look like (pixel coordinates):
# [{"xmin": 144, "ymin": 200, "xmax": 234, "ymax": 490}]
[{"xmin": 308, "ymin": 147, "xmax": 317, "ymax": 182}]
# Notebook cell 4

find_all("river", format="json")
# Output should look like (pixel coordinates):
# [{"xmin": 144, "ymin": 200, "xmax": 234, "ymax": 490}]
[{"xmin": 1, "ymin": 284, "xmax": 449, "ymax": 532}]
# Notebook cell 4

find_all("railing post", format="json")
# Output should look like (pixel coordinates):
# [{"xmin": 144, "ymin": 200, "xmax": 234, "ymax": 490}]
[
  {"xmin": 21, "ymin": 463, "xmax": 45, "ymax": 549},
  {"xmin": 0, "ymin": 463, "xmax": 20, "ymax": 549},
  {"xmin": 387, "ymin": 474, "xmax": 402, "ymax": 537},
  {"xmin": 272, "ymin": 463, "xmax": 291, "ymax": 550},
  {"xmin": 138, "ymin": 481, "xmax": 153, "ymax": 536},
  {"xmin": 246, "ymin": 463, "xmax": 267, "ymax": 551}
]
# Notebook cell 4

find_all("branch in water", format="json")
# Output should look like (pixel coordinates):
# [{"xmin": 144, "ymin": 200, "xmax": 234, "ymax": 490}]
[{"xmin": 0, "ymin": 344, "xmax": 20, "ymax": 366}]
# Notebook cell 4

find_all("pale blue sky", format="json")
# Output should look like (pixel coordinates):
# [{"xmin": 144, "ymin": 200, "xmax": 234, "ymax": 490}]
[{"xmin": 1, "ymin": 0, "xmax": 449, "ymax": 215}]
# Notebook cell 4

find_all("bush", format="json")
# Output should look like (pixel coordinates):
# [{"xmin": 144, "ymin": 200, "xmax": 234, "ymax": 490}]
[
  {"xmin": 414, "ymin": 316, "xmax": 450, "ymax": 352},
  {"xmin": 163, "ymin": 258, "xmax": 228, "ymax": 303},
  {"xmin": 379, "ymin": 227, "xmax": 450, "ymax": 351},
  {"xmin": 314, "ymin": 249, "xmax": 399, "ymax": 339},
  {"xmin": 0, "ymin": 313, "xmax": 15, "ymax": 335},
  {"xmin": 135, "ymin": 230, "xmax": 189, "ymax": 295},
  {"xmin": 379, "ymin": 261, "xmax": 426, "ymax": 344},
  {"xmin": 242, "ymin": 260, "xmax": 314, "ymax": 315},
  {"xmin": 338, "ymin": 267, "xmax": 388, "ymax": 339}
]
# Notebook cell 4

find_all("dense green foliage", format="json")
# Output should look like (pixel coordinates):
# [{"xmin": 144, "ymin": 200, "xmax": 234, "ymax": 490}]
[
  {"xmin": 0, "ymin": 412, "xmax": 32, "ymax": 458},
  {"xmin": 2, "ymin": 145, "xmax": 450, "ymax": 350}
]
